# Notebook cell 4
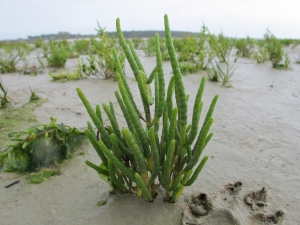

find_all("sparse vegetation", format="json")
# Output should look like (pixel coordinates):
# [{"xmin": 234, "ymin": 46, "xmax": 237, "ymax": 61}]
[
  {"xmin": 0, "ymin": 19, "xmax": 295, "ymax": 99},
  {"xmin": 179, "ymin": 62, "xmax": 200, "ymax": 75},
  {"xmin": 278, "ymin": 38, "xmax": 294, "ymax": 47},
  {"xmin": 20, "ymin": 59, "xmax": 41, "ymax": 76},
  {"xmin": 208, "ymin": 39, "xmax": 238, "ymax": 86}
]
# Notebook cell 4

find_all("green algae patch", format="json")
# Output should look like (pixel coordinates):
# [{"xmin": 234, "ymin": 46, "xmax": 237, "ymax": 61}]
[
  {"xmin": 28, "ymin": 169, "xmax": 58, "ymax": 184},
  {"xmin": 0, "ymin": 98, "xmax": 46, "ymax": 151},
  {"xmin": 97, "ymin": 199, "xmax": 108, "ymax": 207}
]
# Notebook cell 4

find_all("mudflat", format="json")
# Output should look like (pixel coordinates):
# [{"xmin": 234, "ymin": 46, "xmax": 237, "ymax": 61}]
[{"xmin": 0, "ymin": 47, "xmax": 299, "ymax": 225}]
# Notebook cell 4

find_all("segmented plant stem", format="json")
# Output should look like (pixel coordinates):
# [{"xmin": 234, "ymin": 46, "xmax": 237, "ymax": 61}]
[
  {"xmin": 164, "ymin": 14, "xmax": 187, "ymax": 147},
  {"xmin": 108, "ymin": 159, "xmax": 128, "ymax": 192},
  {"xmin": 152, "ymin": 33, "xmax": 165, "ymax": 125},
  {"xmin": 103, "ymin": 103, "xmax": 122, "ymax": 140},
  {"xmin": 117, "ymin": 76, "xmax": 151, "ymax": 158},
  {"xmin": 85, "ymin": 129, "xmax": 108, "ymax": 166},
  {"xmin": 148, "ymin": 127, "xmax": 160, "ymax": 185},
  {"xmin": 122, "ymin": 128, "xmax": 147, "ymax": 173},
  {"xmin": 116, "ymin": 18, "xmax": 140, "ymax": 79},
  {"xmin": 98, "ymin": 140, "xmax": 136, "ymax": 182},
  {"xmin": 77, "ymin": 88, "xmax": 111, "ymax": 147},
  {"xmin": 184, "ymin": 156, "xmax": 208, "ymax": 186},
  {"xmin": 184, "ymin": 118, "xmax": 214, "ymax": 173}
]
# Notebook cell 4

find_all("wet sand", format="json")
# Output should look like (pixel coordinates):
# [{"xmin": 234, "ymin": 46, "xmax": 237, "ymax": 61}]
[{"xmin": 0, "ymin": 47, "xmax": 299, "ymax": 225}]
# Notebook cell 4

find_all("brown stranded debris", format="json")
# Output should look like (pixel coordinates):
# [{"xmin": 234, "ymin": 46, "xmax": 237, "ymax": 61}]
[{"xmin": 5, "ymin": 180, "xmax": 20, "ymax": 188}]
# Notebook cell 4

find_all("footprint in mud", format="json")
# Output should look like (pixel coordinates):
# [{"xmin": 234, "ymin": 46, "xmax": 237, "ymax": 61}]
[
  {"xmin": 189, "ymin": 193, "xmax": 212, "ymax": 216},
  {"xmin": 244, "ymin": 187, "xmax": 268, "ymax": 211},
  {"xmin": 181, "ymin": 183, "xmax": 285, "ymax": 225},
  {"xmin": 244, "ymin": 187, "xmax": 286, "ymax": 225},
  {"xmin": 251, "ymin": 210, "xmax": 285, "ymax": 225},
  {"xmin": 181, "ymin": 192, "xmax": 242, "ymax": 225},
  {"xmin": 219, "ymin": 181, "xmax": 243, "ymax": 209}
]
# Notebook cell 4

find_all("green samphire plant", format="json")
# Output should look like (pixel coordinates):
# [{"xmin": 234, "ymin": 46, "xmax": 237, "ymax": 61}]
[{"xmin": 77, "ymin": 15, "xmax": 218, "ymax": 203}]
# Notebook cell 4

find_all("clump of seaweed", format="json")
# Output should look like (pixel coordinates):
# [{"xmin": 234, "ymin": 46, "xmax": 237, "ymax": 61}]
[
  {"xmin": 78, "ymin": 15, "xmax": 218, "ymax": 202},
  {"xmin": 0, "ymin": 117, "xmax": 86, "ymax": 182}
]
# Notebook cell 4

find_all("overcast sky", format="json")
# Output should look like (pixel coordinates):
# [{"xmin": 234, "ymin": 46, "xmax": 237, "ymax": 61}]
[{"xmin": 1, "ymin": 0, "xmax": 300, "ymax": 40}]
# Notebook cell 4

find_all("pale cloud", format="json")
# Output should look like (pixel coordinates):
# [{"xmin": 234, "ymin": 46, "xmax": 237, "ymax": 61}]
[{"xmin": 0, "ymin": 0, "xmax": 299, "ymax": 40}]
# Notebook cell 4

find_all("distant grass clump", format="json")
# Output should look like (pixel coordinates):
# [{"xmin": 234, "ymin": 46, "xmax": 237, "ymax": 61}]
[
  {"xmin": 132, "ymin": 38, "xmax": 144, "ymax": 49},
  {"xmin": 142, "ymin": 37, "xmax": 156, "ymax": 56},
  {"xmin": 142, "ymin": 37, "xmax": 168, "ymax": 58},
  {"xmin": 174, "ymin": 24, "xmax": 215, "ymax": 74},
  {"xmin": 73, "ymin": 39, "xmax": 90, "ymax": 55},
  {"xmin": 195, "ymin": 24, "xmax": 215, "ymax": 70},
  {"xmin": 81, "ymin": 22, "xmax": 125, "ymax": 79},
  {"xmin": 44, "ymin": 40, "xmax": 69, "ymax": 67},
  {"xmin": 209, "ymin": 32, "xmax": 231, "ymax": 63},
  {"xmin": 0, "ymin": 42, "xmax": 30, "ymax": 73},
  {"xmin": 177, "ymin": 36, "xmax": 198, "ymax": 62},
  {"xmin": 235, "ymin": 37, "xmax": 255, "ymax": 58},
  {"xmin": 34, "ymin": 37, "xmax": 44, "ymax": 48},
  {"xmin": 278, "ymin": 38, "xmax": 294, "ymax": 47},
  {"xmin": 207, "ymin": 39, "xmax": 238, "ymax": 87},
  {"xmin": 252, "ymin": 40, "xmax": 268, "ymax": 63},
  {"xmin": 264, "ymin": 30, "xmax": 290, "ymax": 69}
]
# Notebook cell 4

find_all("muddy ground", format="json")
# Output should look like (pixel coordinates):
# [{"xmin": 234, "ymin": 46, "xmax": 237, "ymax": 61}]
[{"xmin": 0, "ymin": 46, "xmax": 299, "ymax": 225}]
